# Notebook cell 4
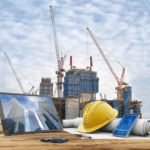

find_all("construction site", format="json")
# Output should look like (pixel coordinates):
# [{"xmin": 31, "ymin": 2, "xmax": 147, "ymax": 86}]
[
  {"xmin": 3, "ymin": 6, "xmax": 142, "ymax": 122},
  {"xmin": 2, "ymin": 1, "xmax": 150, "ymax": 149},
  {"xmin": 39, "ymin": 6, "xmax": 142, "ymax": 121}
]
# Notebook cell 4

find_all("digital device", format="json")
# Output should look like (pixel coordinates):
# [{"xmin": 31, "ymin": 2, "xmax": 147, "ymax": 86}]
[
  {"xmin": 112, "ymin": 114, "xmax": 139, "ymax": 137},
  {"xmin": 0, "ymin": 92, "xmax": 63, "ymax": 135},
  {"xmin": 40, "ymin": 137, "xmax": 69, "ymax": 143}
]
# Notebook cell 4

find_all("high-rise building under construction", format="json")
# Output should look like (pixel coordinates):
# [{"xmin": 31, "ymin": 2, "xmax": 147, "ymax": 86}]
[
  {"xmin": 64, "ymin": 69, "xmax": 99, "ymax": 97},
  {"xmin": 39, "ymin": 78, "xmax": 53, "ymax": 96},
  {"xmin": 64, "ymin": 69, "xmax": 99, "ymax": 119}
]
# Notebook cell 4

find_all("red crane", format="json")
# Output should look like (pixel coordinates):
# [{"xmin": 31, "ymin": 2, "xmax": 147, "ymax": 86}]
[
  {"xmin": 90, "ymin": 56, "xmax": 93, "ymax": 72},
  {"xmin": 87, "ymin": 27, "xmax": 127, "ymax": 117}
]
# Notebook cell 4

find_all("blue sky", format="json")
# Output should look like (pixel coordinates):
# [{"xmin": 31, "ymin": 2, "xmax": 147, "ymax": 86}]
[
  {"xmin": 0, "ymin": 95, "xmax": 52, "ymax": 110},
  {"xmin": 0, "ymin": 0, "xmax": 150, "ymax": 118}
]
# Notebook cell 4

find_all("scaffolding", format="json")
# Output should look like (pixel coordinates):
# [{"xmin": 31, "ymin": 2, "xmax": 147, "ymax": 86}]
[{"xmin": 79, "ymin": 100, "xmax": 142, "ymax": 118}]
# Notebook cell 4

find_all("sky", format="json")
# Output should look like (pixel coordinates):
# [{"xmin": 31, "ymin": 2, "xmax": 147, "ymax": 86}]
[
  {"xmin": 0, "ymin": 94, "xmax": 52, "ymax": 109},
  {"xmin": 0, "ymin": 0, "xmax": 150, "ymax": 118}
]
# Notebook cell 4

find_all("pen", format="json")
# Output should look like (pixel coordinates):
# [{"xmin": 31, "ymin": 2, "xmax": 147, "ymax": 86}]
[{"xmin": 75, "ymin": 134, "xmax": 92, "ymax": 139}]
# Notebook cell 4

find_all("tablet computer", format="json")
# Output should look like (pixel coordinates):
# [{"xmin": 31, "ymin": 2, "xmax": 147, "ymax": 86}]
[
  {"xmin": 0, "ymin": 92, "xmax": 63, "ymax": 135},
  {"xmin": 112, "ymin": 114, "xmax": 139, "ymax": 137}
]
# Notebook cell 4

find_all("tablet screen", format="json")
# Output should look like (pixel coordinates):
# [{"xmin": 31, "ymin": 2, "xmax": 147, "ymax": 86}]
[
  {"xmin": 0, "ymin": 93, "xmax": 62, "ymax": 135},
  {"xmin": 112, "ymin": 114, "xmax": 139, "ymax": 137}
]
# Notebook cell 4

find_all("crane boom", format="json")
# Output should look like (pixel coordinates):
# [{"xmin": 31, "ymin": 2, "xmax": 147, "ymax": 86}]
[
  {"xmin": 28, "ymin": 86, "xmax": 34, "ymax": 94},
  {"xmin": 87, "ymin": 27, "xmax": 126, "ymax": 118},
  {"xmin": 87, "ymin": 28, "xmax": 120, "ymax": 85},
  {"xmin": 4, "ymin": 52, "xmax": 25, "ymax": 93},
  {"xmin": 50, "ymin": 6, "xmax": 61, "ymax": 70},
  {"xmin": 119, "ymin": 68, "xmax": 125, "ymax": 86}
]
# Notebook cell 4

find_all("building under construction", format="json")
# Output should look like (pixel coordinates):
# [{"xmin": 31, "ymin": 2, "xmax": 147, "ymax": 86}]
[
  {"xmin": 40, "ymin": 78, "xmax": 53, "ymax": 96},
  {"xmin": 64, "ymin": 68, "xmax": 99, "ymax": 119},
  {"xmin": 43, "ymin": 75, "xmax": 142, "ymax": 121},
  {"xmin": 48, "ymin": 6, "xmax": 142, "ymax": 121},
  {"xmin": 3, "ymin": 6, "xmax": 143, "ymax": 123},
  {"xmin": 80, "ymin": 86, "xmax": 142, "ymax": 119},
  {"xmin": 38, "ymin": 57, "xmax": 142, "ymax": 121}
]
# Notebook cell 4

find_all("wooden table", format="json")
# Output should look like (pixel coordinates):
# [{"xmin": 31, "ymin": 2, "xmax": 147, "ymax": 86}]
[{"xmin": 0, "ymin": 125, "xmax": 150, "ymax": 150}]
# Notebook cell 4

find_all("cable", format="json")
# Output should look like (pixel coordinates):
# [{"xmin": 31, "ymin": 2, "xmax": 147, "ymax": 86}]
[
  {"xmin": 12, "ymin": 63, "xmax": 33, "ymax": 87},
  {"xmin": 97, "ymin": 39, "xmax": 124, "ymax": 68},
  {"xmin": 3, "ymin": 56, "xmax": 5, "ymax": 92},
  {"xmin": 49, "ymin": 31, "xmax": 51, "ymax": 79},
  {"xmin": 87, "ymin": 31, "xmax": 89, "ymax": 67},
  {"xmin": 49, "ymin": 45, "xmax": 51, "ymax": 78}
]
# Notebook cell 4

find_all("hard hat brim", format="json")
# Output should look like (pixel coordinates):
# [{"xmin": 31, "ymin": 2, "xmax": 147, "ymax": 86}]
[{"xmin": 77, "ymin": 109, "xmax": 118, "ymax": 133}]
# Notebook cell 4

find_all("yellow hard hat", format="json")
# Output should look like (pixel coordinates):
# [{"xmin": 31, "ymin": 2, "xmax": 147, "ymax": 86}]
[{"xmin": 78, "ymin": 101, "xmax": 118, "ymax": 133}]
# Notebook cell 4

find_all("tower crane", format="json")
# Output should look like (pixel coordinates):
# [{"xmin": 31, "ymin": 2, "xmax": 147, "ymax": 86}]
[
  {"xmin": 53, "ymin": 55, "xmax": 67, "ymax": 97},
  {"xmin": 4, "ymin": 52, "xmax": 34, "ymax": 94},
  {"xmin": 87, "ymin": 27, "xmax": 127, "ymax": 117},
  {"xmin": 50, "ymin": 6, "xmax": 66, "ymax": 98}
]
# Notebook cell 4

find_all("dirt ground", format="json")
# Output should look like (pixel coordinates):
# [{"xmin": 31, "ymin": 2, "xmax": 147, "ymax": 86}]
[{"xmin": 0, "ymin": 125, "xmax": 150, "ymax": 150}]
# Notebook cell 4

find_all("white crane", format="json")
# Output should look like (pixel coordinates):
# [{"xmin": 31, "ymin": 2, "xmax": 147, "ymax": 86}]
[
  {"xmin": 4, "ymin": 52, "xmax": 34, "ymax": 94},
  {"xmin": 50, "ymin": 6, "xmax": 66, "ymax": 98}
]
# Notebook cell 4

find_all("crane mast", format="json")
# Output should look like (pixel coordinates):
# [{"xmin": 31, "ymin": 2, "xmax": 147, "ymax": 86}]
[
  {"xmin": 87, "ymin": 27, "xmax": 126, "ymax": 117},
  {"xmin": 60, "ymin": 55, "xmax": 66, "ymax": 71},
  {"xmin": 50, "ymin": 6, "xmax": 65, "ymax": 98},
  {"xmin": 53, "ymin": 55, "xmax": 67, "ymax": 97},
  {"xmin": 4, "ymin": 52, "xmax": 25, "ymax": 93}
]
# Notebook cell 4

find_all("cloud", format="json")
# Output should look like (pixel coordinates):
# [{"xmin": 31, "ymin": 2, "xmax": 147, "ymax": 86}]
[{"xmin": 0, "ymin": 0, "xmax": 150, "ymax": 117}]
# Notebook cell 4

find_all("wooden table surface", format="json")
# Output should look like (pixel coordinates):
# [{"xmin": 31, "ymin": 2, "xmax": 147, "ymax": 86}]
[{"xmin": 0, "ymin": 125, "xmax": 150, "ymax": 150}]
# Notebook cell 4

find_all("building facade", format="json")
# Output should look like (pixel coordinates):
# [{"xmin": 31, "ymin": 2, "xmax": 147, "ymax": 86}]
[
  {"xmin": 36, "ymin": 110, "xmax": 49, "ymax": 130},
  {"xmin": 64, "ymin": 70, "xmax": 99, "ymax": 97},
  {"xmin": 64, "ymin": 69, "xmax": 98, "ymax": 119},
  {"xmin": 4, "ymin": 98, "xmax": 25, "ymax": 134},
  {"xmin": 28, "ymin": 111, "xmax": 42, "ymax": 131},
  {"xmin": 38, "ymin": 101, "xmax": 60, "ymax": 129},
  {"xmin": 40, "ymin": 78, "xmax": 53, "ymax": 96}
]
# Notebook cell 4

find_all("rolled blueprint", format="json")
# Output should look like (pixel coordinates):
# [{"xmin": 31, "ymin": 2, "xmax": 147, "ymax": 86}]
[
  {"xmin": 131, "ymin": 119, "xmax": 150, "ymax": 136},
  {"xmin": 62, "ymin": 118, "xmax": 83, "ymax": 128},
  {"xmin": 102, "ymin": 118, "xmax": 150, "ymax": 136},
  {"xmin": 63, "ymin": 118, "xmax": 150, "ymax": 136},
  {"xmin": 101, "ymin": 118, "xmax": 120, "ymax": 132},
  {"xmin": 62, "ymin": 119, "xmax": 74, "ymax": 128},
  {"xmin": 72, "ymin": 118, "xmax": 83, "ymax": 127}
]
